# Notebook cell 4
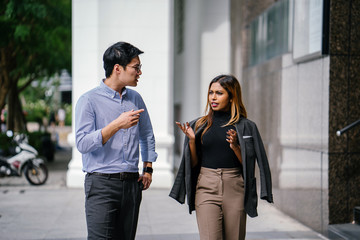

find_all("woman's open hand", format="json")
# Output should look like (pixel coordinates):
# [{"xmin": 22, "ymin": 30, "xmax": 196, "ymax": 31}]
[
  {"xmin": 176, "ymin": 122, "xmax": 195, "ymax": 141},
  {"xmin": 176, "ymin": 121, "xmax": 198, "ymax": 167}
]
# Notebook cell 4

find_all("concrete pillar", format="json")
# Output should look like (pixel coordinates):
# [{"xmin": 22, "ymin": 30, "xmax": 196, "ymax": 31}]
[{"xmin": 67, "ymin": 0, "xmax": 174, "ymax": 188}]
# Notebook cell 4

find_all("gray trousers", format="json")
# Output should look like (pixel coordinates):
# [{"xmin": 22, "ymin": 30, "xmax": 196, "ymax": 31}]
[
  {"xmin": 195, "ymin": 167, "xmax": 246, "ymax": 240},
  {"xmin": 84, "ymin": 173, "xmax": 142, "ymax": 240}
]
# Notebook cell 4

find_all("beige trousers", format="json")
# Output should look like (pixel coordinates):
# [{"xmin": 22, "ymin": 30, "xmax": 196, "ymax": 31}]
[{"xmin": 195, "ymin": 167, "xmax": 246, "ymax": 240}]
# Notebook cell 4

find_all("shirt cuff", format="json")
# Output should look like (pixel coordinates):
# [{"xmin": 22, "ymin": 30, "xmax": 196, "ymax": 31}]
[
  {"xmin": 141, "ymin": 151, "xmax": 158, "ymax": 163},
  {"xmin": 93, "ymin": 129, "xmax": 103, "ymax": 147}
]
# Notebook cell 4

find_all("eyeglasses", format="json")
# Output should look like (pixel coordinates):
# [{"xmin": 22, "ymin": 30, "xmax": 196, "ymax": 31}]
[{"xmin": 127, "ymin": 64, "xmax": 142, "ymax": 73}]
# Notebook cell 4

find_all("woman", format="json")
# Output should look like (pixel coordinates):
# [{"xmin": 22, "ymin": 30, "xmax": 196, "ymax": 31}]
[{"xmin": 170, "ymin": 75, "xmax": 273, "ymax": 240}]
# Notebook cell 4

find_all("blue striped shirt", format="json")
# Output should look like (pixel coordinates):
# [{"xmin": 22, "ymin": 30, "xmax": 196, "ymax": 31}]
[{"xmin": 75, "ymin": 80, "xmax": 157, "ymax": 173}]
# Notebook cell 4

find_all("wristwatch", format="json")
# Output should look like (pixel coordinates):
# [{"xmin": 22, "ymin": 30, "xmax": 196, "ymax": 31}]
[{"xmin": 143, "ymin": 167, "xmax": 153, "ymax": 174}]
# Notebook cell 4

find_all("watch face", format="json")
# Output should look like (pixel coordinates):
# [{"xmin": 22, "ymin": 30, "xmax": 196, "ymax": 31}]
[{"xmin": 144, "ymin": 167, "xmax": 153, "ymax": 173}]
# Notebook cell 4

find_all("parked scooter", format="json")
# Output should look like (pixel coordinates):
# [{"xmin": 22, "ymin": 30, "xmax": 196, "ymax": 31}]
[{"xmin": 0, "ymin": 130, "xmax": 48, "ymax": 185}]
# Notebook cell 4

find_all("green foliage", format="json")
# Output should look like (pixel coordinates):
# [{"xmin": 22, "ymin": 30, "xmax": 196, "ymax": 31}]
[
  {"xmin": 23, "ymin": 99, "xmax": 48, "ymax": 123},
  {"xmin": 21, "ymin": 85, "xmax": 47, "ymax": 104},
  {"xmin": 28, "ymin": 131, "xmax": 50, "ymax": 154},
  {"xmin": 14, "ymin": 24, "xmax": 30, "ymax": 41},
  {"xmin": 20, "ymin": 77, "xmax": 50, "ymax": 123},
  {"xmin": 23, "ymin": 100, "xmax": 72, "ymax": 126},
  {"xmin": 0, "ymin": 131, "xmax": 54, "ymax": 160},
  {"xmin": 0, "ymin": 133, "xmax": 13, "ymax": 156},
  {"xmin": 64, "ymin": 103, "xmax": 72, "ymax": 126},
  {"xmin": 20, "ymin": 76, "xmax": 60, "ymax": 125},
  {"xmin": 0, "ymin": 0, "xmax": 71, "ymax": 131},
  {"xmin": 1, "ymin": 0, "xmax": 71, "ymax": 76}
]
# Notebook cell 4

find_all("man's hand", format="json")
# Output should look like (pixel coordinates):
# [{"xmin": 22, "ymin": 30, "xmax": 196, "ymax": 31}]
[
  {"xmin": 115, "ymin": 109, "xmax": 144, "ymax": 129},
  {"xmin": 138, "ymin": 172, "xmax": 152, "ymax": 190},
  {"xmin": 101, "ymin": 109, "xmax": 144, "ymax": 144}
]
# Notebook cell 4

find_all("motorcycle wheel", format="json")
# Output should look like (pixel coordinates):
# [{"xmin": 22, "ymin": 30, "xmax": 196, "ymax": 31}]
[{"xmin": 24, "ymin": 161, "xmax": 48, "ymax": 185}]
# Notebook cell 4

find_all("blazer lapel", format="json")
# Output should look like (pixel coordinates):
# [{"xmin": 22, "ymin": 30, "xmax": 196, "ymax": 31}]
[{"xmin": 235, "ymin": 118, "xmax": 247, "ymax": 181}]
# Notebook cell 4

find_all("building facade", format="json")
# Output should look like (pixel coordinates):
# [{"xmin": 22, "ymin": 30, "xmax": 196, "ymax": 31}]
[{"xmin": 229, "ymin": 0, "xmax": 360, "ymax": 235}]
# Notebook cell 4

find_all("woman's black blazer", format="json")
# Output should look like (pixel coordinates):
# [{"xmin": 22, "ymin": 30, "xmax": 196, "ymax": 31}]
[{"xmin": 169, "ymin": 117, "xmax": 273, "ymax": 217}]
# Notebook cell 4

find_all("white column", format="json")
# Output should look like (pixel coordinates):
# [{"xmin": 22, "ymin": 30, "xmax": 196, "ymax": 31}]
[
  {"xmin": 178, "ymin": 0, "xmax": 231, "ymax": 120},
  {"xmin": 67, "ymin": 0, "xmax": 174, "ymax": 188},
  {"xmin": 66, "ymin": 0, "xmax": 100, "ymax": 187},
  {"xmin": 200, "ymin": 0, "xmax": 231, "ymax": 109}
]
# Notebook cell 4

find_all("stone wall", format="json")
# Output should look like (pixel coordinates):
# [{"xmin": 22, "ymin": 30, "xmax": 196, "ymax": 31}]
[{"xmin": 328, "ymin": 0, "xmax": 360, "ymax": 224}]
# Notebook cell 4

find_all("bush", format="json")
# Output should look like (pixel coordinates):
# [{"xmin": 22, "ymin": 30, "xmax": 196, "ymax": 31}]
[
  {"xmin": 64, "ymin": 103, "xmax": 72, "ymax": 126},
  {"xmin": 23, "ymin": 100, "xmax": 48, "ymax": 123},
  {"xmin": 28, "ymin": 131, "xmax": 55, "ymax": 162},
  {"xmin": 0, "ymin": 132, "xmax": 54, "ymax": 160},
  {"xmin": 0, "ymin": 133, "xmax": 13, "ymax": 156}
]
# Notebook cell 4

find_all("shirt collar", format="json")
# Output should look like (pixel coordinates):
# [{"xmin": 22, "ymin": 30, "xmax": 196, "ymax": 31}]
[{"xmin": 100, "ymin": 79, "xmax": 127, "ymax": 98}]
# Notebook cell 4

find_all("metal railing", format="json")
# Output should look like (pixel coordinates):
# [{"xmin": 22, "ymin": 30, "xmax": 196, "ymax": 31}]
[{"xmin": 336, "ymin": 119, "xmax": 360, "ymax": 136}]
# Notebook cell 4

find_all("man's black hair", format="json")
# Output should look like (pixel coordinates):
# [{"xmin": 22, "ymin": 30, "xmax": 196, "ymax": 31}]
[{"xmin": 103, "ymin": 42, "xmax": 144, "ymax": 78}]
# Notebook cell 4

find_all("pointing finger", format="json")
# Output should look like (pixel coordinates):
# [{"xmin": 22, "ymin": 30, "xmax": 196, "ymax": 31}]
[{"xmin": 132, "ymin": 109, "xmax": 145, "ymax": 115}]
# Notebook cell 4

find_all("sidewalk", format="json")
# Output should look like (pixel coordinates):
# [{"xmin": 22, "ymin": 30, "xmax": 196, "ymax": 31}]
[
  {"xmin": 0, "ymin": 148, "xmax": 329, "ymax": 240},
  {"xmin": 0, "ymin": 188, "xmax": 329, "ymax": 240}
]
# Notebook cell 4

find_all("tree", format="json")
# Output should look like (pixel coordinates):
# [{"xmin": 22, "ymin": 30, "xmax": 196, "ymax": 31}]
[{"xmin": 0, "ymin": 0, "xmax": 71, "ymax": 132}]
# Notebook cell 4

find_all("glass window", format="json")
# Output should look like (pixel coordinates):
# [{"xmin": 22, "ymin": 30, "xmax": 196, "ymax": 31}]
[
  {"xmin": 293, "ymin": 0, "xmax": 329, "ymax": 62},
  {"xmin": 249, "ymin": 0, "xmax": 291, "ymax": 66}
]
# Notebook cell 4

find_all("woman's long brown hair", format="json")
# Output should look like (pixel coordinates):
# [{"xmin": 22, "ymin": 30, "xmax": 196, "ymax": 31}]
[{"xmin": 195, "ymin": 75, "xmax": 247, "ymax": 139}]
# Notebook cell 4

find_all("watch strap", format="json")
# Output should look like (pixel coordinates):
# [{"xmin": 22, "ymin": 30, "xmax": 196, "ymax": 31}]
[{"xmin": 143, "ymin": 167, "xmax": 153, "ymax": 174}]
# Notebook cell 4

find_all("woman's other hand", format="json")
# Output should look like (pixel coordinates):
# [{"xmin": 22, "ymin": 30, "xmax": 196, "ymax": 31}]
[
  {"xmin": 227, "ymin": 129, "xmax": 242, "ymax": 163},
  {"xmin": 226, "ymin": 129, "xmax": 240, "ymax": 151}
]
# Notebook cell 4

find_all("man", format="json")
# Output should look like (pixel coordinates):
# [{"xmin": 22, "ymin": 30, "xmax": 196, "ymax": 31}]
[{"xmin": 75, "ymin": 42, "xmax": 157, "ymax": 240}]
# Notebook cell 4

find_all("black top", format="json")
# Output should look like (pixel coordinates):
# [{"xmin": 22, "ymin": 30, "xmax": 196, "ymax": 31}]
[{"xmin": 201, "ymin": 111, "xmax": 241, "ymax": 169}]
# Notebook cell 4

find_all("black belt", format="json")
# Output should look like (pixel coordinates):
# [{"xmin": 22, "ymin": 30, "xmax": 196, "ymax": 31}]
[{"xmin": 89, "ymin": 172, "xmax": 139, "ymax": 180}]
